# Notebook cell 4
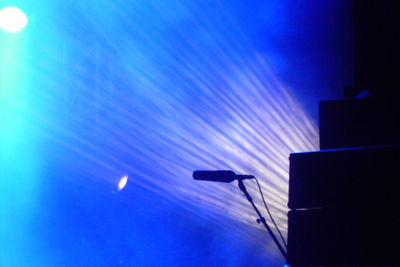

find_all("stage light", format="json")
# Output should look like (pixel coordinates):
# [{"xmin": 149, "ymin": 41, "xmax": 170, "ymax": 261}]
[
  {"xmin": 0, "ymin": 6, "xmax": 28, "ymax": 33},
  {"xmin": 117, "ymin": 175, "xmax": 128, "ymax": 191}
]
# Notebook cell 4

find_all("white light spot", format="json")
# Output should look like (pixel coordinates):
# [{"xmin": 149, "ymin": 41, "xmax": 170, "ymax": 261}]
[
  {"xmin": 117, "ymin": 175, "xmax": 128, "ymax": 191},
  {"xmin": 0, "ymin": 6, "xmax": 28, "ymax": 33}
]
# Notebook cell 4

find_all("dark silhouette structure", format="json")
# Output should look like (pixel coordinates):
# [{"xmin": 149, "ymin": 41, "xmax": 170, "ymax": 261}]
[{"xmin": 287, "ymin": 0, "xmax": 400, "ymax": 266}]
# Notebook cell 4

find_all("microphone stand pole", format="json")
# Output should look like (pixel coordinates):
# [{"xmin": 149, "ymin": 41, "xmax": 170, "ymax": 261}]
[{"xmin": 237, "ymin": 179, "xmax": 287, "ymax": 260}]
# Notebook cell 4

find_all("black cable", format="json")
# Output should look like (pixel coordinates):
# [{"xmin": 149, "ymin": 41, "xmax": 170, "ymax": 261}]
[{"xmin": 254, "ymin": 177, "xmax": 288, "ymax": 249}]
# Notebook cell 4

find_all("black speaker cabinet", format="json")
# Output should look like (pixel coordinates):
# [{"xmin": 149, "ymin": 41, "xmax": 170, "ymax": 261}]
[
  {"xmin": 287, "ymin": 209, "xmax": 400, "ymax": 266},
  {"xmin": 287, "ymin": 146, "xmax": 400, "ymax": 266}
]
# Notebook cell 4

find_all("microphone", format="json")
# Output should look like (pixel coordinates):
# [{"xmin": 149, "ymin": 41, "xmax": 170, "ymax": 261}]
[{"xmin": 193, "ymin": 170, "xmax": 254, "ymax": 183}]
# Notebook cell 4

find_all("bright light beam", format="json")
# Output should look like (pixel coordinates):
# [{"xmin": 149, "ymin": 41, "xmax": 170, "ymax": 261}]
[{"xmin": 20, "ymin": 0, "xmax": 319, "ymax": 255}]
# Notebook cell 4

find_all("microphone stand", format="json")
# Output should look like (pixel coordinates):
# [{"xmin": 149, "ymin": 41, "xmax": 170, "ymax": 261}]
[{"xmin": 237, "ymin": 179, "xmax": 287, "ymax": 260}]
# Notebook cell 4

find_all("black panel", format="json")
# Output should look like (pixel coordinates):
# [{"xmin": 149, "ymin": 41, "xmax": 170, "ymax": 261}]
[{"xmin": 352, "ymin": 0, "xmax": 400, "ymax": 98}]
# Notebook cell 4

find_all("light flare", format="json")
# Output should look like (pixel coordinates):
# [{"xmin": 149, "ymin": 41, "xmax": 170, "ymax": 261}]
[
  {"xmin": 117, "ymin": 175, "xmax": 128, "ymax": 191},
  {"xmin": 0, "ymin": 7, "xmax": 28, "ymax": 33}
]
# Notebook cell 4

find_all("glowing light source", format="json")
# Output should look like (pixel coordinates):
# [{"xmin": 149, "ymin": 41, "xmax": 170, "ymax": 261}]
[
  {"xmin": 117, "ymin": 175, "xmax": 128, "ymax": 191},
  {"xmin": 0, "ymin": 6, "xmax": 28, "ymax": 33}
]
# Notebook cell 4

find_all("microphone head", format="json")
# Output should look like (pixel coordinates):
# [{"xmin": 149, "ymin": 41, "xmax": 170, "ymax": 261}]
[{"xmin": 193, "ymin": 170, "xmax": 236, "ymax": 183}]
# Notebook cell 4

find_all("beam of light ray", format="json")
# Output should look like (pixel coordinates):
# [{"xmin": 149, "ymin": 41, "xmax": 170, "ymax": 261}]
[
  {"xmin": 0, "ymin": 5, "xmax": 45, "ymax": 265},
  {"xmin": 19, "ymin": 0, "xmax": 320, "ymax": 258}
]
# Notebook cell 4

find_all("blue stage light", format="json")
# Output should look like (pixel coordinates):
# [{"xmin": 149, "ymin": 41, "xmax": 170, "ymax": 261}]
[
  {"xmin": 0, "ymin": 1, "xmax": 329, "ymax": 265},
  {"xmin": 27, "ymin": 0, "xmax": 319, "ymax": 245},
  {"xmin": 0, "ymin": 6, "xmax": 28, "ymax": 33}
]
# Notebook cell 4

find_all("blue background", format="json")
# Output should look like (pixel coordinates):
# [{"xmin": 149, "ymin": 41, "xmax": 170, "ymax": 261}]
[{"xmin": 1, "ymin": 0, "xmax": 352, "ymax": 266}]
